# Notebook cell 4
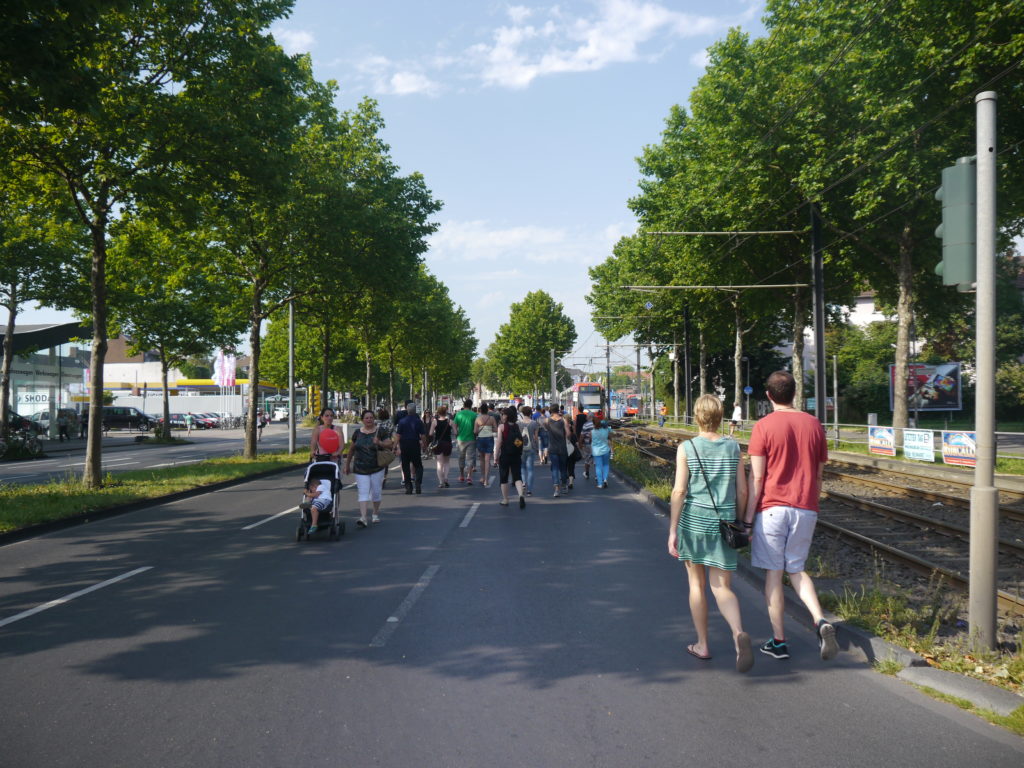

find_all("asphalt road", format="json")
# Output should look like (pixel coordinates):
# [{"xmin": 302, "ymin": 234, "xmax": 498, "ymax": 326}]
[
  {"xmin": 0, "ymin": 425, "xmax": 300, "ymax": 486},
  {"xmin": 1, "ymin": 460, "xmax": 1021, "ymax": 767}
]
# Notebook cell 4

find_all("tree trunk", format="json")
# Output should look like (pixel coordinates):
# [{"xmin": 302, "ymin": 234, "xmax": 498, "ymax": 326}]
[
  {"xmin": 160, "ymin": 346, "xmax": 172, "ymax": 440},
  {"xmin": 698, "ymin": 328, "xmax": 707, "ymax": 396},
  {"xmin": 1, "ymin": 287, "xmax": 18, "ymax": 436},
  {"xmin": 320, "ymin": 324, "xmax": 330, "ymax": 408},
  {"xmin": 792, "ymin": 289, "xmax": 806, "ymax": 410},
  {"xmin": 244, "ymin": 309, "xmax": 263, "ymax": 459},
  {"xmin": 84, "ymin": 219, "xmax": 109, "ymax": 488},
  {"xmin": 388, "ymin": 347, "xmax": 396, "ymax": 417},
  {"xmin": 364, "ymin": 349, "xmax": 373, "ymax": 409},
  {"xmin": 892, "ymin": 226, "xmax": 914, "ymax": 440}
]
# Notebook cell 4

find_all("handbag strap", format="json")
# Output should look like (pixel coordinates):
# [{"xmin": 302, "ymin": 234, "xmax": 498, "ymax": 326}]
[{"xmin": 687, "ymin": 441, "xmax": 720, "ymax": 515}]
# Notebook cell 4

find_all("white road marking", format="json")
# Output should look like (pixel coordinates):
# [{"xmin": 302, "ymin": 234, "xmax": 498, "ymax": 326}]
[
  {"xmin": 243, "ymin": 507, "xmax": 298, "ymax": 530},
  {"xmin": 0, "ymin": 474, "xmax": 42, "ymax": 481},
  {"xmin": 369, "ymin": 565, "xmax": 440, "ymax": 647},
  {"xmin": 0, "ymin": 567, "xmax": 153, "ymax": 630},
  {"xmin": 459, "ymin": 502, "xmax": 481, "ymax": 528},
  {"xmin": 148, "ymin": 459, "xmax": 203, "ymax": 468}
]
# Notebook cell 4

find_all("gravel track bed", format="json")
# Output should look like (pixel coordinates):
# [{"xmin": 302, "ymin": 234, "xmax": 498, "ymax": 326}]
[{"xmin": 823, "ymin": 474, "xmax": 1024, "ymax": 546}]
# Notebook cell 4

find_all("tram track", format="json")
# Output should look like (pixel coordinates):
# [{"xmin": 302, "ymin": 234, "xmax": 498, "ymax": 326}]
[{"xmin": 611, "ymin": 425, "xmax": 1024, "ymax": 614}]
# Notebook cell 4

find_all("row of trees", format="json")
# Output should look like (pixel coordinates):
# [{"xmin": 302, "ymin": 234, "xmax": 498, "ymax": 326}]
[
  {"xmin": 587, "ymin": 0, "xmax": 1024, "ymax": 425},
  {"xmin": 0, "ymin": 1, "xmax": 474, "ymax": 485},
  {"xmin": 472, "ymin": 291, "xmax": 578, "ymax": 398}
]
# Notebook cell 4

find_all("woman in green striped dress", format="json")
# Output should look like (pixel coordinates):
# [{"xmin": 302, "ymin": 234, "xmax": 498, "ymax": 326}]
[{"xmin": 668, "ymin": 394, "xmax": 754, "ymax": 673}]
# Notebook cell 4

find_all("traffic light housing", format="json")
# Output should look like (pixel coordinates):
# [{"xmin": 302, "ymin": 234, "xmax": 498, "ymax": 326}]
[
  {"xmin": 310, "ymin": 386, "xmax": 321, "ymax": 415},
  {"xmin": 934, "ymin": 156, "xmax": 976, "ymax": 292}
]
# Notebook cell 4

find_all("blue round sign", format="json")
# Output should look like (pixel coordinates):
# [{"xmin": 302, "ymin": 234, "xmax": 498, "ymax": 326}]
[{"xmin": 743, "ymin": 385, "xmax": 753, "ymax": 395}]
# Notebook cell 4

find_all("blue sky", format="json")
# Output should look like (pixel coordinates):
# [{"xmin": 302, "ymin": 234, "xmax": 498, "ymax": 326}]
[{"xmin": 28, "ymin": 0, "xmax": 767, "ymax": 375}]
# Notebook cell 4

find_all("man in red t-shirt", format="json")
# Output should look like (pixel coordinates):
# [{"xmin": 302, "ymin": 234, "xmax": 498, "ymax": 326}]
[{"xmin": 744, "ymin": 371, "xmax": 839, "ymax": 662}]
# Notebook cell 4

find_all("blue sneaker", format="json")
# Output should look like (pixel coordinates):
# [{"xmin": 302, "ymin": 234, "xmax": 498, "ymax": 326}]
[
  {"xmin": 759, "ymin": 639, "xmax": 789, "ymax": 659},
  {"xmin": 307, "ymin": 524, "xmax": 317, "ymax": 535}
]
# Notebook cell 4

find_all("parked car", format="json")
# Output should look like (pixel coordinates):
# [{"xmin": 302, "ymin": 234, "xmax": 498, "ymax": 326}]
[
  {"xmin": 101, "ymin": 405, "xmax": 156, "ymax": 431},
  {"xmin": 31, "ymin": 409, "xmax": 80, "ymax": 433},
  {"xmin": 197, "ymin": 412, "xmax": 221, "ymax": 428},
  {"xmin": 272, "ymin": 407, "xmax": 289, "ymax": 422},
  {"xmin": 153, "ymin": 413, "xmax": 185, "ymax": 430},
  {"xmin": 6, "ymin": 411, "xmax": 43, "ymax": 434}
]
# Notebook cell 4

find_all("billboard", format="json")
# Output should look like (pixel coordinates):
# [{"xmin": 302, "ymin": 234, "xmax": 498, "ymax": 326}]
[{"xmin": 889, "ymin": 362, "xmax": 962, "ymax": 412}]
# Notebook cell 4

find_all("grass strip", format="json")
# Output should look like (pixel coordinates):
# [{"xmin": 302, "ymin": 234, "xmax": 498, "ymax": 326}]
[
  {"xmin": 912, "ymin": 686, "xmax": 1024, "ymax": 737},
  {"xmin": 0, "ymin": 451, "xmax": 308, "ymax": 533},
  {"xmin": 611, "ymin": 441, "xmax": 673, "ymax": 502}
]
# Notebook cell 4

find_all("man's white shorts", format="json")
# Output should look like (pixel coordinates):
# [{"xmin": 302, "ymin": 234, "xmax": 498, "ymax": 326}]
[{"xmin": 751, "ymin": 505, "xmax": 818, "ymax": 573}]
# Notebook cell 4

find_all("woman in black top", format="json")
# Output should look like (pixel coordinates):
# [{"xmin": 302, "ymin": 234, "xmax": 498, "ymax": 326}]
[
  {"xmin": 344, "ymin": 409, "xmax": 394, "ymax": 527},
  {"xmin": 428, "ymin": 405, "xmax": 455, "ymax": 489}
]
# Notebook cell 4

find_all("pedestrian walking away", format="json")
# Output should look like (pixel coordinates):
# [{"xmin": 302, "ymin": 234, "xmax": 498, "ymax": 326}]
[
  {"xmin": 495, "ymin": 406, "xmax": 527, "ymax": 508},
  {"xmin": 519, "ymin": 405, "xmax": 540, "ymax": 496},
  {"xmin": 474, "ymin": 403, "xmax": 498, "ymax": 488},
  {"xmin": 729, "ymin": 403, "xmax": 743, "ymax": 437},
  {"xmin": 345, "ymin": 409, "xmax": 394, "ymax": 527},
  {"xmin": 537, "ymin": 407, "xmax": 549, "ymax": 464},
  {"xmin": 564, "ymin": 415, "xmax": 581, "ymax": 490},
  {"xmin": 744, "ymin": 370, "xmax": 838, "ymax": 662},
  {"xmin": 185, "ymin": 411, "xmax": 194, "ymax": 436},
  {"xmin": 543, "ymin": 405, "xmax": 569, "ymax": 497},
  {"xmin": 454, "ymin": 399, "xmax": 478, "ymax": 485},
  {"xmin": 429, "ymin": 406, "xmax": 454, "ymax": 488},
  {"xmin": 376, "ymin": 407, "xmax": 395, "ymax": 487},
  {"xmin": 396, "ymin": 401, "xmax": 427, "ymax": 494},
  {"xmin": 589, "ymin": 413, "xmax": 612, "ymax": 489},
  {"xmin": 668, "ymin": 394, "xmax": 753, "ymax": 673}
]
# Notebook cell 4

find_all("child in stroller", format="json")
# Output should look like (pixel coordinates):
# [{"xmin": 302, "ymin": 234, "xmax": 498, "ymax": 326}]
[{"xmin": 297, "ymin": 460, "xmax": 345, "ymax": 541}]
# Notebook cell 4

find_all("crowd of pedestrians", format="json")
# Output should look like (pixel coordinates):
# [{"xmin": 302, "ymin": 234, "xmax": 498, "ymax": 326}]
[{"xmin": 306, "ymin": 374, "xmax": 840, "ymax": 674}]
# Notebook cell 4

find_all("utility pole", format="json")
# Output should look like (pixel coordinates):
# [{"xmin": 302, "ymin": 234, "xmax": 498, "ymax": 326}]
[
  {"xmin": 971, "ymin": 90, "xmax": 998, "ymax": 650},
  {"xmin": 811, "ymin": 202, "xmax": 827, "ymax": 423},
  {"xmin": 636, "ymin": 346, "xmax": 642, "ymax": 416},
  {"xmin": 672, "ymin": 331, "xmax": 679, "ymax": 422},
  {"xmin": 287, "ymin": 298, "xmax": 295, "ymax": 454},
  {"xmin": 605, "ymin": 341, "xmax": 611, "ymax": 416},
  {"xmin": 550, "ymin": 348, "xmax": 556, "ymax": 408},
  {"xmin": 684, "ymin": 307, "xmax": 692, "ymax": 424}
]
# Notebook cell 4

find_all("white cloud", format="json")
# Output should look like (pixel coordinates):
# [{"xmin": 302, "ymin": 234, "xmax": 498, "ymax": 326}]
[
  {"xmin": 343, "ymin": 0, "xmax": 745, "ymax": 96},
  {"xmin": 689, "ymin": 48, "xmax": 710, "ymax": 69},
  {"xmin": 471, "ymin": 0, "xmax": 724, "ymax": 89},
  {"xmin": 272, "ymin": 26, "xmax": 315, "ymax": 55}
]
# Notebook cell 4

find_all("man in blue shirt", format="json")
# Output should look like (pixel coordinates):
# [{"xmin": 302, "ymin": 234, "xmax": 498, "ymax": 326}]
[{"xmin": 396, "ymin": 401, "xmax": 426, "ymax": 494}]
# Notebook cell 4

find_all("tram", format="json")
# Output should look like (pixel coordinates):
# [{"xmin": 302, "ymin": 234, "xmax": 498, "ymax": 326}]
[
  {"xmin": 623, "ymin": 394, "xmax": 641, "ymax": 417},
  {"xmin": 560, "ymin": 381, "xmax": 605, "ymax": 414}
]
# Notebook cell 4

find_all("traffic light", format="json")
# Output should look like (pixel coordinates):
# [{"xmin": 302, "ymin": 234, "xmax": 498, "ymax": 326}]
[
  {"xmin": 310, "ymin": 386, "xmax": 321, "ymax": 414},
  {"xmin": 934, "ymin": 156, "xmax": 976, "ymax": 292}
]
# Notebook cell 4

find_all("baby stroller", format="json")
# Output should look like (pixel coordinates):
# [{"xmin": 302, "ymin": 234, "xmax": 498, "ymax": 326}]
[{"xmin": 296, "ymin": 460, "xmax": 345, "ymax": 541}]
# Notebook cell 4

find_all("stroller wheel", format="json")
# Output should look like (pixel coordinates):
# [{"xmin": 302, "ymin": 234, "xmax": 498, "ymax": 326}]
[
  {"xmin": 329, "ymin": 524, "xmax": 338, "ymax": 540},
  {"xmin": 338, "ymin": 521, "xmax": 346, "ymax": 537},
  {"xmin": 296, "ymin": 525, "xmax": 305, "ymax": 542}
]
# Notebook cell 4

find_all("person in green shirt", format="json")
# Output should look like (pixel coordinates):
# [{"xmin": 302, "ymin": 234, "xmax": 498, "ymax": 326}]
[{"xmin": 454, "ymin": 399, "xmax": 478, "ymax": 485}]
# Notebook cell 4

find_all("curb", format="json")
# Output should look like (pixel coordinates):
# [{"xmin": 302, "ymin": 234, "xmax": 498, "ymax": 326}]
[
  {"xmin": 609, "ymin": 468, "xmax": 1024, "ymax": 717},
  {"xmin": 0, "ymin": 463, "xmax": 301, "ymax": 547}
]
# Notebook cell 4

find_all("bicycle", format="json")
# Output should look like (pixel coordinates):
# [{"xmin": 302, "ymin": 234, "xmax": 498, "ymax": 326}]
[{"xmin": 0, "ymin": 427, "xmax": 43, "ymax": 459}]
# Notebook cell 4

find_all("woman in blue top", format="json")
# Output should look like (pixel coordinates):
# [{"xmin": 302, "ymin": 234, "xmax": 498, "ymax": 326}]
[
  {"xmin": 667, "ymin": 394, "xmax": 753, "ymax": 673},
  {"xmin": 590, "ymin": 413, "xmax": 612, "ymax": 489}
]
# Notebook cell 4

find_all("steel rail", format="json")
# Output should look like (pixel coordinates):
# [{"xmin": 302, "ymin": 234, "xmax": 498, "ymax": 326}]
[
  {"xmin": 822, "ymin": 467, "xmax": 1024, "ymax": 524},
  {"xmin": 821, "ymin": 488, "xmax": 1024, "ymax": 558},
  {"xmin": 814, "ymin": 518, "xmax": 1024, "ymax": 615}
]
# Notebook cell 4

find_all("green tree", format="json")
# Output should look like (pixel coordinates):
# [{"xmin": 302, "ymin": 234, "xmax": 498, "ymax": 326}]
[
  {"xmin": 488, "ymin": 291, "xmax": 577, "ymax": 395},
  {"xmin": 107, "ymin": 217, "xmax": 241, "ymax": 438},
  {"xmin": 1, "ymin": 0, "xmax": 297, "ymax": 485}
]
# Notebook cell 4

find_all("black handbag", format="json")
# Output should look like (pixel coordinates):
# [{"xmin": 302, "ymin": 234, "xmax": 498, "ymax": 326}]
[{"xmin": 689, "ymin": 442, "xmax": 750, "ymax": 550}]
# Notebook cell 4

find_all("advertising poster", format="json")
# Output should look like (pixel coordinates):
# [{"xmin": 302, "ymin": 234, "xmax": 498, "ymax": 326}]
[
  {"xmin": 868, "ymin": 426, "xmax": 896, "ymax": 456},
  {"xmin": 903, "ymin": 429, "xmax": 935, "ymax": 462},
  {"xmin": 889, "ymin": 362, "xmax": 962, "ymax": 412},
  {"xmin": 941, "ymin": 431, "xmax": 976, "ymax": 467}
]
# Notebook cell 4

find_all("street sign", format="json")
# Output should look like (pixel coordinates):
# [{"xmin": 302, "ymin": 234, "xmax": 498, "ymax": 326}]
[
  {"xmin": 644, "ymin": 301, "xmax": 653, "ymax": 310},
  {"xmin": 743, "ymin": 385, "xmax": 753, "ymax": 395}
]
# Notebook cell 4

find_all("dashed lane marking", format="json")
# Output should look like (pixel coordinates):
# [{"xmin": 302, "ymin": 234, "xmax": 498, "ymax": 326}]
[
  {"xmin": 460, "ymin": 502, "xmax": 481, "ymax": 529},
  {"xmin": 243, "ymin": 507, "xmax": 298, "ymax": 531},
  {"xmin": 0, "ymin": 567, "xmax": 154, "ymax": 630},
  {"xmin": 369, "ymin": 565, "xmax": 440, "ymax": 648}
]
